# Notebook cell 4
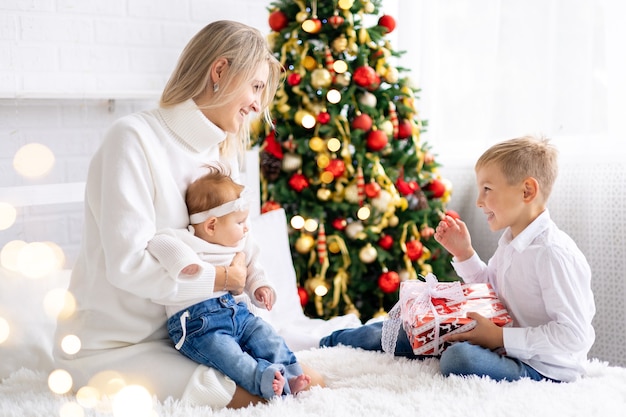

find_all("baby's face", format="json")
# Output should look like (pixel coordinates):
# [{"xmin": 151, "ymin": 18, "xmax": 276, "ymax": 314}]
[{"xmin": 212, "ymin": 209, "xmax": 250, "ymax": 247}]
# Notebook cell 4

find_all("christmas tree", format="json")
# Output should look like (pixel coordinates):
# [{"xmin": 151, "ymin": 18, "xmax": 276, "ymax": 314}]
[{"xmin": 253, "ymin": 0, "xmax": 457, "ymax": 321}]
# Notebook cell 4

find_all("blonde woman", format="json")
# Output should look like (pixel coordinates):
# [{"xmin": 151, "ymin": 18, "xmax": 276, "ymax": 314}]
[{"xmin": 54, "ymin": 20, "xmax": 323, "ymax": 409}]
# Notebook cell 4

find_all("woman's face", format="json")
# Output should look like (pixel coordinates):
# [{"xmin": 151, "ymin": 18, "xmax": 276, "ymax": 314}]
[{"xmin": 200, "ymin": 62, "xmax": 269, "ymax": 134}]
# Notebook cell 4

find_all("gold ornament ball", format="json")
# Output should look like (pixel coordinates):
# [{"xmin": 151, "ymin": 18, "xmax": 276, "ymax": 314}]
[
  {"xmin": 331, "ymin": 35, "xmax": 348, "ymax": 54},
  {"xmin": 317, "ymin": 188, "xmax": 332, "ymax": 201},
  {"xmin": 359, "ymin": 244, "xmax": 378, "ymax": 264},
  {"xmin": 296, "ymin": 11, "xmax": 309, "ymax": 23},
  {"xmin": 303, "ymin": 56, "xmax": 317, "ymax": 71},
  {"xmin": 309, "ymin": 136, "xmax": 325, "ymax": 152},
  {"xmin": 343, "ymin": 183, "xmax": 359, "ymax": 204},
  {"xmin": 334, "ymin": 72, "xmax": 351, "ymax": 87},
  {"xmin": 338, "ymin": 0, "xmax": 354, "ymax": 10},
  {"xmin": 295, "ymin": 234, "xmax": 315, "ymax": 254},
  {"xmin": 311, "ymin": 68, "xmax": 332, "ymax": 89}
]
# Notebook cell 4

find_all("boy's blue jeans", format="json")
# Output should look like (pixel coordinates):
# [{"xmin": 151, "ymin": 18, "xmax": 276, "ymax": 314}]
[
  {"xmin": 320, "ymin": 321, "xmax": 549, "ymax": 382},
  {"xmin": 168, "ymin": 293, "xmax": 302, "ymax": 399}
]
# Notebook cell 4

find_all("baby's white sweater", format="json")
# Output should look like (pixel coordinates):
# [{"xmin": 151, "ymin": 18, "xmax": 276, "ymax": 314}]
[{"xmin": 148, "ymin": 229, "xmax": 275, "ymax": 317}]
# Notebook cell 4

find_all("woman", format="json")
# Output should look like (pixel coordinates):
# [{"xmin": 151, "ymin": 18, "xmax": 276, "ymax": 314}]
[{"xmin": 54, "ymin": 20, "xmax": 323, "ymax": 408}]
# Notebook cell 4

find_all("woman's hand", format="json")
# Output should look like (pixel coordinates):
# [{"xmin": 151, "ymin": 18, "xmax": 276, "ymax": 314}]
[
  {"xmin": 226, "ymin": 252, "xmax": 247, "ymax": 295},
  {"xmin": 444, "ymin": 312, "xmax": 504, "ymax": 350}
]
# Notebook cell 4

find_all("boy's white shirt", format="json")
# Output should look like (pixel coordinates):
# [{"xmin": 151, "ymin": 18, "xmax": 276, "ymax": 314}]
[{"xmin": 451, "ymin": 209, "xmax": 596, "ymax": 382}]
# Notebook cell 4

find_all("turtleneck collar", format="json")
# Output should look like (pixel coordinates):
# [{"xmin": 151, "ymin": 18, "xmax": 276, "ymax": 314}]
[{"xmin": 158, "ymin": 99, "xmax": 227, "ymax": 153}]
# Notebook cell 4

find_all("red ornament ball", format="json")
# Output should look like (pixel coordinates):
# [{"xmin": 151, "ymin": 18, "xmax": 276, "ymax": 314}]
[
  {"xmin": 288, "ymin": 173, "xmax": 309, "ymax": 192},
  {"xmin": 405, "ymin": 239, "xmax": 424, "ymax": 261},
  {"xmin": 351, "ymin": 113, "xmax": 373, "ymax": 131},
  {"xmin": 378, "ymin": 15, "xmax": 396, "ymax": 34},
  {"xmin": 445, "ymin": 209, "xmax": 461, "ymax": 220},
  {"xmin": 287, "ymin": 73, "xmax": 302, "ymax": 86},
  {"xmin": 261, "ymin": 200, "xmax": 281, "ymax": 213},
  {"xmin": 397, "ymin": 119, "xmax": 412, "ymax": 139},
  {"xmin": 328, "ymin": 13, "xmax": 345, "ymax": 29},
  {"xmin": 325, "ymin": 159, "xmax": 346, "ymax": 178},
  {"xmin": 366, "ymin": 130, "xmax": 388, "ymax": 152},
  {"xmin": 378, "ymin": 234, "xmax": 393, "ymax": 250},
  {"xmin": 317, "ymin": 111, "xmax": 331, "ymax": 124},
  {"xmin": 378, "ymin": 271, "xmax": 400, "ymax": 293},
  {"xmin": 332, "ymin": 217, "xmax": 347, "ymax": 231},
  {"xmin": 364, "ymin": 182, "xmax": 381, "ymax": 198},
  {"xmin": 353, "ymin": 65, "xmax": 380, "ymax": 90},
  {"xmin": 297, "ymin": 286, "xmax": 309, "ymax": 306},
  {"xmin": 269, "ymin": 10, "xmax": 289, "ymax": 32},
  {"xmin": 426, "ymin": 179, "xmax": 446, "ymax": 198}
]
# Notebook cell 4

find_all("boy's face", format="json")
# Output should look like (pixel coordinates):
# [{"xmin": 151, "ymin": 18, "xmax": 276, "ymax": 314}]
[
  {"xmin": 211, "ymin": 209, "xmax": 250, "ymax": 247},
  {"xmin": 475, "ymin": 163, "xmax": 528, "ymax": 237}
]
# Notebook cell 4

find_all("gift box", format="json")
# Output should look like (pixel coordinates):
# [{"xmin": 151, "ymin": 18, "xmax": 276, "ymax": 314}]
[{"xmin": 395, "ymin": 274, "xmax": 512, "ymax": 356}]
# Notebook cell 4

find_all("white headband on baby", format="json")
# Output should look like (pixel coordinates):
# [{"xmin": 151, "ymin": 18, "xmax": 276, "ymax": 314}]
[{"xmin": 189, "ymin": 197, "xmax": 249, "ymax": 225}]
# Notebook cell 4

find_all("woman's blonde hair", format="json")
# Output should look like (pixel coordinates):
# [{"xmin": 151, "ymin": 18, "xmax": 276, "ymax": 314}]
[
  {"xmin": 161, "ymin": 20, "xmax": 282, "ymax": 157},
  {"xmin": 475, "ymin": 135, "xmax": 559, "ymax": 200}
]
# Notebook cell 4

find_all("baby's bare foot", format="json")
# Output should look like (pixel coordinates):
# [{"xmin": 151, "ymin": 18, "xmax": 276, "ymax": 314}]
[
  {"xmin": 288, "ymin": 374, "xmax": 312, "ymax": 395},
  {"xmin": 272, "ymin": 371, "xmax": 285, "ymax": 396}
]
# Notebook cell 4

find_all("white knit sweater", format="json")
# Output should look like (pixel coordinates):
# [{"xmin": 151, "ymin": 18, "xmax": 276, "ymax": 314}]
[{"xmin": 53, "ymin": 99, "xmax": 243, "ymax": 403}]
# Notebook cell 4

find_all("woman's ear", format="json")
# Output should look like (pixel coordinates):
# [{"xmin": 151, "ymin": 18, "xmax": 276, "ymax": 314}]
[
  {"xmin": 522, "ymin": 177, "xmax": 539, "ymax": 202},
  {"xmin": 211, "ymin": 57, "xmax": 229, "ymax": 85}
]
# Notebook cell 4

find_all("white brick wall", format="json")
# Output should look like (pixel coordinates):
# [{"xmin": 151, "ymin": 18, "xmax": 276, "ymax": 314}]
[
  {"xmin": 0, "ymin": 0, "xmax": 270, "ymax": 97},
  {"xmin": 0, "ymin": 0, "xmax": 277, "ymax": 266}
]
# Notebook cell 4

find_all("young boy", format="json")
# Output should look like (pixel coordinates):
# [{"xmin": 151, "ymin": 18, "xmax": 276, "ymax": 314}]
[
  {"xmin": 147, "ymin": 165, "xmax": 311, "ymax": 399},
  {"xmin": 433, "ymin": 135, "xmax": 595, "ymax": 382}
]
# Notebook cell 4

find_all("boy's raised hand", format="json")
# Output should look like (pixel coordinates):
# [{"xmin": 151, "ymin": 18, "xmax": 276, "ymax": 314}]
[
  {"xmin": 255, "ymin": 286, "xmax": 275, "ymax": 311},
  {"xmin": 434, "ymin": 215, "xmax": 475, "ymax": 262}
]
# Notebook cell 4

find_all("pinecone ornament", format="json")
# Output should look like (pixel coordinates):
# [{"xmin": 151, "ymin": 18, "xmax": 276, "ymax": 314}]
[{"xmin": 260, "ymin": 151, "xmax": 282, "ymax": 182}]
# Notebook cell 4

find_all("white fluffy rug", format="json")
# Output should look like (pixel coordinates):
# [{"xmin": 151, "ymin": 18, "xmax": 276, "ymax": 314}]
[{"xmin": 2, "ymin": 346, "xmax": 625, "ymax": 417}]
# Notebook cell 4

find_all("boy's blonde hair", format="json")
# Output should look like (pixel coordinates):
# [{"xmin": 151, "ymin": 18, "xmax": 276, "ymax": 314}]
[
  {"xmin": 475, "ymin": 135, "xmax": 559, "ymax": 200},
  {"xmin": 186, "ymin": 165, "xmax": 245, "ymax": 217},
  {"xmin": 160, "ymin": 20, "xmax": 283, "ymax": 157}
]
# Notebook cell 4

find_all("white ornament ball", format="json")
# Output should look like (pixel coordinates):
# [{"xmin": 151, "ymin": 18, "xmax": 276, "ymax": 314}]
[
  {"xmin": 344, "ymin": 183, "xmax": 360, "ymax": 204},
  {"xmin": 359, "ymin": 244, "xmax": 378, "ymax": 263},
  {"xmin": 282, "ymin": 153, "xmax": 302, "ymax": 172},
  {"xmin": 345, "ymin": 221, "xmax": 364, "ymax": 239},
  {"xmin": 358, "ymin": 91, "xmax": 377, "ymax": 108},
  {"xmin": 372, "ymin": 189, "xmax": 393, "ymax": 212}
]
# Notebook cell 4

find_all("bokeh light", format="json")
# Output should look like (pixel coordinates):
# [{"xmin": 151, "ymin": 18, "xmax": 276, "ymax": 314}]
[
  {"xmin": 44, "ymin": 288, "xmax": 76, "ymax": 320},
  {"xmin": 304, "ymin": 218, "xmax": 319, "ymax": 232},
  {"xmin": 61, "ymin": 334, "xmax": 82, "ymax": 355},
  {"xmin": 290, "ymin": 215, "xmax": 305, "ymax": 230},
  {"xmin": 1, "ymin": 240, "xmax": 27, "ymax": 271},
  {"xmin": 89, "ymin": 370, "xmax": 127, "ymax": 398},
  {"xmin": 0, "ymin": 317, "xmax": 10, "ymax": 344},
  {"xmin": 48, "ymin": 369, "xmax": 73, "ymax": 395},
  {"xmin": 59, "ymin": 402, "xmax": 85, "ymax": 417},
  {"xmin": 112, "ymin": 385, "xmax": 154, "ymax": 417},
  {"xmin": 0, "ymin": 202, "xmax": 17, "ymax": 230},
  {"xmin": 13, "ymin": 143, "xmax": 55, "ymax": 178},
  {"xmin": 16, "ymin": 241, "xmax": 59, "ymax": 278},
  {"xmin": 76, "ymin": 386, "xmax": 101, "ymax": 409}
]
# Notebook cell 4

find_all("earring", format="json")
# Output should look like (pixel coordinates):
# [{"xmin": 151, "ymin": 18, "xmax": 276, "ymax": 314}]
[{"xmin": 213, "ymin": 83, "xmax": 219, "ymax": 93}]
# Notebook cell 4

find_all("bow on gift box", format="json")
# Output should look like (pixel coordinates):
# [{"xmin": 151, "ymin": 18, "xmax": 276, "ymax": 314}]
[{"xmin": 381, "ymin": 273, "xmax": 466, "ymax": 354}]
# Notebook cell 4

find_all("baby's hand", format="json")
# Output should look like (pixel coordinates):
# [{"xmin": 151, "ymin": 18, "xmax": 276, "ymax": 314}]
[
  {"xmin": 255, "ymin": 286, "xmax": 275, "ymax": 311},
  {"xmin": 181, "ymin": 264, "xmax": 200, "ymax": 275}
]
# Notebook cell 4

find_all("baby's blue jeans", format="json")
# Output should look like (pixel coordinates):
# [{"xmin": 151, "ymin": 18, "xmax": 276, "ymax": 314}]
[{"xmin": 168, "ymin": 293, "xmax": 302, "ymax": 398}]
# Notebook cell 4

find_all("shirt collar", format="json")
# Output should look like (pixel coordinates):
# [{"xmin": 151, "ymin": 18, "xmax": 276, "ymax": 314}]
[
  {"xmin": 158, "ymin": 99, "xmax": 227, "ymax": 152},
  {"xmin": 498, "ymin": 209, "xmax": 551, "ymax": 252}
]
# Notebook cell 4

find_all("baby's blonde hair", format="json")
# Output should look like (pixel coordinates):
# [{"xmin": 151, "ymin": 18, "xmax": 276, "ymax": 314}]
[
  {"xmin": 160, "ymin": 20, "xmax": 283, "ymax": 157},
  {"xmin": 186, "ymin": 164, "xmax": 244, "ymax": 217},
  {"xmin": 475, "ymin": 135, "xmax": 559, "ymax": 200}
]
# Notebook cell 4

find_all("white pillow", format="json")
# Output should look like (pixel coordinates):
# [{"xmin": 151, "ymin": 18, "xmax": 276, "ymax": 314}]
[
  {"xmin": 0, "ymin": 269, "xmax": 70, "ymax": 380},
  {"xmin": 251, "ymin": 209, "xmax": 361, "ymax": 352}
]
